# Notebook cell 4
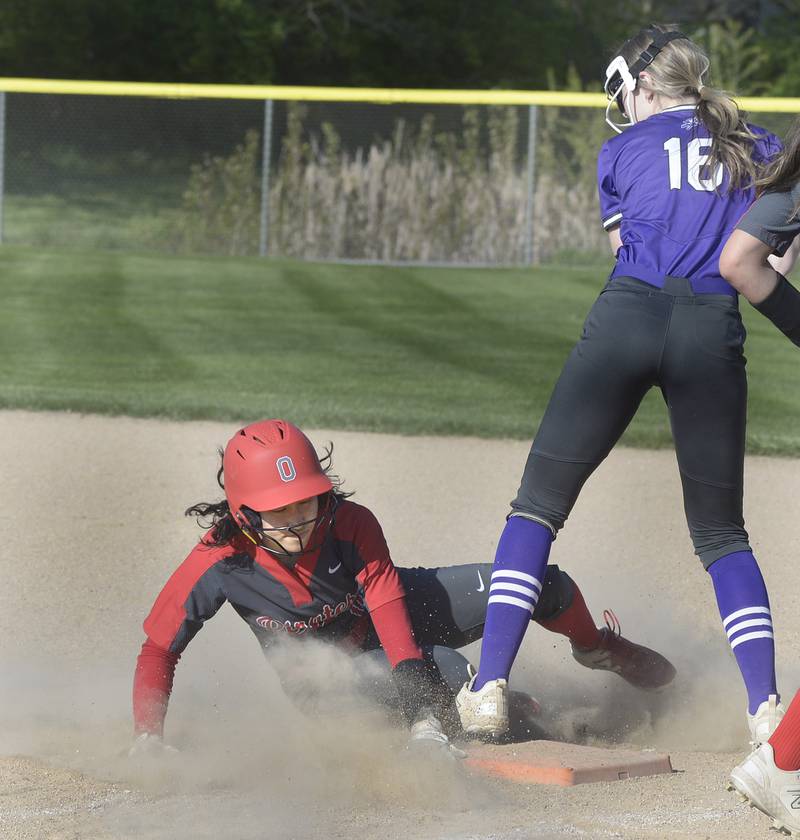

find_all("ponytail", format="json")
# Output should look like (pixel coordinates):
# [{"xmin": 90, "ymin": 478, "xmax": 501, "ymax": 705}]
[
  {"xmin": 695, "ymin": 84, "xmax": 757, "ymax": 191},
  {"xmin": 617, "ymin": 25, "xmax": 757, "ymax": 190}
]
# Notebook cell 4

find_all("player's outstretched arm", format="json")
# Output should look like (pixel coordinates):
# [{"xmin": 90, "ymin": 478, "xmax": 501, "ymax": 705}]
[
  {"xmin": 369, "ymin": 596, "xmax": 464, "ymax": 758},
  {"xmin": 721, "ymin": 229, "xmax": 791, "ymax": 302},
  {"xmin": 351, "ymin": 506, "xmax": 463, "ymax": 756},
  {"xmin": 130, "ymin": 637, "xmax": 181, "ymax": 755},
  {"xmin": 392, "ymin": 656, "xmax": 466, "ymax": 760},
  {"xmin": 721, "ymin": 229, "xmax": 800, "ymax": 347}
]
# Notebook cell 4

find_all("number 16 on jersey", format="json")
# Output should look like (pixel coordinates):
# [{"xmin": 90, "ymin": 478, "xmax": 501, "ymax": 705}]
[{"xmin": 663, "ymin": 136, "xmax": 723, "ymax": 191}]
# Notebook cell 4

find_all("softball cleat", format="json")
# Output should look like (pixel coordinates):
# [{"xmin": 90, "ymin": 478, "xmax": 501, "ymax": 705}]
[
  {"xmin": 729, "ymin": 741, "xmax": 800, "ymax": 836},
  {"xmin": 455, "ymin": 665, "xmax": 509, "ymax": 738},
  {"xmin": 748, "ymin": 694, "xmax": 786, "ymax": 747},
  {"xmin": 570, "ymin": 610, "xmax": 676, "ymax": 691}
]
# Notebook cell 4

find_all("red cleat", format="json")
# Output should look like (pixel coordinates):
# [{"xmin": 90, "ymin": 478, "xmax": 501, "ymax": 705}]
[{"xmin": 571, "ymin": 610, "xmax": 676, "ymax": 692}]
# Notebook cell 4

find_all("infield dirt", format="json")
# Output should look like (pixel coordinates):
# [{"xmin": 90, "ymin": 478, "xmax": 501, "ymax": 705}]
[{"xmin": 1, "ymin": 409, "xmax": 798, "ymax": 839}]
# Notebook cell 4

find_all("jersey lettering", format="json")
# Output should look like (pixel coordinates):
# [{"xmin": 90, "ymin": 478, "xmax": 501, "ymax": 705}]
[{"xmin": 255, "ymin": 591, "xmax": 365, "ymax": 635}]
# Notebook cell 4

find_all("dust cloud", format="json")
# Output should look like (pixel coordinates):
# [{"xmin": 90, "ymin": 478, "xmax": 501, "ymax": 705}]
[{"xmin": 1, "ymin": 410, "xmax": 798, "ymax": 839}]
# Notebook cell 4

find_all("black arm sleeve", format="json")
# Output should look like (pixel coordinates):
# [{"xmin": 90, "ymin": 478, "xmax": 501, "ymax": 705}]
[
  {"xmin": 392, "ymin": 657, "xmax": 457, "ymax": 727},
  {"xmin": 753, "ymin": 272, "xmax": 800, "ymax": 347}
]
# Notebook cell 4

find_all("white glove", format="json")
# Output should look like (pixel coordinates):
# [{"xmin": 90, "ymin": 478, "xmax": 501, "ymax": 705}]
[
  {"xmin": 128, "ymin": 732, "xmax": 179, "ymax": 758},
  {"xmin": 407, "ymin": 712, "xmax": 466, "ymax": 760}
]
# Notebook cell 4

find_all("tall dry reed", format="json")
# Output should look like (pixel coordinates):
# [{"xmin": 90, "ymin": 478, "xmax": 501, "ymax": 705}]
[{"xmin": 178, "ymin": 104, "xmax": 610, "ymax": 263}]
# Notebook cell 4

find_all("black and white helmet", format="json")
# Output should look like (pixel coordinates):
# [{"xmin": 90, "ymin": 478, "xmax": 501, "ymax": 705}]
[{"xmin": 604, "ymin": 26, "xmax": 689, "ymax": 134}]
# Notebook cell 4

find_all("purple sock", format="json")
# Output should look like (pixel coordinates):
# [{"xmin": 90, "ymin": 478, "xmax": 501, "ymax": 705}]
[
  {"xmin": 708, "ymin": 550, "xmax": 778, "ymax": 714},
  {"xmin": 473, "ymin": 516, "xmax": 553, "ymax": 691}
]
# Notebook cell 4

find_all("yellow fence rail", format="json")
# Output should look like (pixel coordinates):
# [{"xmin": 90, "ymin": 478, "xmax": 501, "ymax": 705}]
[
  {"xmin": 0, "ymin": 77, "xmax": 799, "ymax": 113},
  {"xmin": 0, "ymin": 77, "xmax": 797, "ymax": 262}
]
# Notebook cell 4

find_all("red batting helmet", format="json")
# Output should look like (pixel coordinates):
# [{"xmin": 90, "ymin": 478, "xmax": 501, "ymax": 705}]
[{"xmin": 223, "ymin": 420, "xmax": 333, "ymax": 534}]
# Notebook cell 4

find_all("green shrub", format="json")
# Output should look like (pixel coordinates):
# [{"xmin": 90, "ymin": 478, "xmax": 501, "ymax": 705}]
[{"xmin": 177, "ymin": 129, "xmax": 261, "ymax": 256}]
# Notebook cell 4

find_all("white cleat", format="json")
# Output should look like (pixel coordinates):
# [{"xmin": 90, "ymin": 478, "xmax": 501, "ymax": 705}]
[
  {"xmin": 729, "ymin": 742, "xmax": 800, "ymax": 836},
  {"xmin": 455, "ymin": 665, "xmax": 509, "ymax": 738},
  {"xmin": 748, "ymin": 694, "xmax": 786, "ymax": 747}
]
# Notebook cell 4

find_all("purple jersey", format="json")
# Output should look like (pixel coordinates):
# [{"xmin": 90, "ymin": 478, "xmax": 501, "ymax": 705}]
[{"xmin": 598, "ymin": 105, "xmax": 781, "ymax": 295}]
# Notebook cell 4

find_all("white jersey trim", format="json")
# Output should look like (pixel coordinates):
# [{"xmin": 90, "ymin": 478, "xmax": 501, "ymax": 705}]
[{"xmin": 602, "ymin": 211, "xmax": 623, "ymax": 230}]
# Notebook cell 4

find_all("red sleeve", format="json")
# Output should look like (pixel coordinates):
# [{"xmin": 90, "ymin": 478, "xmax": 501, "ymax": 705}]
[
  {"xmin": 335, "ymin": 503, "xmax": 423, "ymax": 666},
  {"xmin": 369, "ymin": 597, "xmax": 423, "ymax": 667},
  {"xmin": 143, "ymin": 541, "xmax": 227, "ymax": 653},
  {"xmin": 133, "ymin": 638, "xmax": 180, "ymax": 736},
  {"xmin": 343, "ymin": 504, "xmax": 407, "ymax": 611}
]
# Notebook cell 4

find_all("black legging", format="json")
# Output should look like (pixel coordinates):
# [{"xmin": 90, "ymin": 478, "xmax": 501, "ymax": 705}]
[{"xmin": 513, "ymin": 276, "xmax": 751, "ymax": 569}]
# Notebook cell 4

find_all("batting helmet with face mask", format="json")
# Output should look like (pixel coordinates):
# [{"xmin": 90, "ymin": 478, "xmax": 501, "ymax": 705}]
[{"xmin": 223, "ymin": 419, "xmax": 335, "ymax": 557}]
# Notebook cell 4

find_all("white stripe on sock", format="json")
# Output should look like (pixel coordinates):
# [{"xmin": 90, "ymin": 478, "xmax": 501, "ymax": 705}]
[
  {"xmin": 726, "ymin": 617, "xmax": 773, "ymax": 639},
  {"xmin": 722, "ymin": 606, "xmax": 771, "ymax": 628},
  {"xmin": 491, "ymin": 569, "xmax": 542, "ymax": 591},
  {"xmin": 489, "ymin": 581, "xmax": 540, "ymax": 600},
  {"xmin": 729, "ymin": 630, "xmax": 774, "ymax": 650},
  {"xmin": 487, "ymin": 594, "xmax": 536, "ymax": 614}
]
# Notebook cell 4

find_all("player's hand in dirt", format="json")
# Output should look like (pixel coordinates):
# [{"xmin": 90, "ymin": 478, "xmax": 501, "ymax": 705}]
[
  {"xmin": 407, "ymin": 710, "xmax": 467, "ymax": 760},
  {"xmin": 128, "ymin": 732, "xmax": 180, "ymax": 759}
]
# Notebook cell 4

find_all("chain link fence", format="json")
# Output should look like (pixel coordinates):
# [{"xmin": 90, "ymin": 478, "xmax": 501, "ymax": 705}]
[{"xmin": 0, "ymin": 88, "xmax": 794, "ymax": 265}]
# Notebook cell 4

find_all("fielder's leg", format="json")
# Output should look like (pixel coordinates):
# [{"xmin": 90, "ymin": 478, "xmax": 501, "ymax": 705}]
[
  {"xmin": 390, "ymin": 565, "xmax": 569, "ymax": 737},
  {"xmin": 664, "ymin": 293, "xmax": 781, "ymax": 744},
  {"xmin": 462, "ymin": 281, "xmax": 663, "ymax": 735}
]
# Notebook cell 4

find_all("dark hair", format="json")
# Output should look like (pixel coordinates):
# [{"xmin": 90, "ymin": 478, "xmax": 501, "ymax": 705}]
[
  {"xmin": 617, "ymin": 23, "xmax": 757, "ymax": 190},
  {"xmin": 185, "ymin": 442, "xmax": 351, "ymax": 548},
  {"xmin": 756, "ymin": 116, "xmax": 800, "ymax": 215}
]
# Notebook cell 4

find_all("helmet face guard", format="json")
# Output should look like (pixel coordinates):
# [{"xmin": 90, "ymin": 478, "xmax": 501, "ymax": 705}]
[
  {"xmin": 240, "ymin": 492, "xmax": 339, "ymax": 560},
  {"xmin": 604, "ymin": 55, "xmax": 637, "ymax": 133},
  {"xmin": 604, "ymin": 28, "xmax": 689, "ymax": 134}
]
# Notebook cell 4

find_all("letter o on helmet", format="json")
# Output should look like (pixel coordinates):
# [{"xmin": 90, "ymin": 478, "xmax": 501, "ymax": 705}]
[{"xmin": 222, "ymin": 419, "xmax": 333, "ymax": 529}]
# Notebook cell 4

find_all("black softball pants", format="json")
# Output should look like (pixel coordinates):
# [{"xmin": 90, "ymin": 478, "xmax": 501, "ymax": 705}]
[
  {"xmin": 357, "ymin": 562, "xmax": 575, "ymax": 697},
  {"xmin": 513, "ymin": 276, "xmax": 751, "ymax": 569}
]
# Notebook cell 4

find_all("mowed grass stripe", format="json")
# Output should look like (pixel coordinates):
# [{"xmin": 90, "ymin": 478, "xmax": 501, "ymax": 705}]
[{"xmin": 0, "ymin": 246, "xmax": 797, "ymax": 455}]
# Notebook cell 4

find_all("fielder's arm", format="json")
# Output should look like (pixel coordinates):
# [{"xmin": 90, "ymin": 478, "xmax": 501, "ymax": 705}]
[{"xmin": 721, "ymin": 230, "xmax": 800, "ymax": 347}]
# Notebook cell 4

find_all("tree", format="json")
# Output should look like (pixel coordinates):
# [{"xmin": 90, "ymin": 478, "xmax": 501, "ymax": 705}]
[{"xmin": 0, "ymin": 0, "xmax": 794, "ymax": 95}]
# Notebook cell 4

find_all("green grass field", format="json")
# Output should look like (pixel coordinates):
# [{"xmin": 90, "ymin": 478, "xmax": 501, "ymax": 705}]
[{"xmin": 1, "ymin": 246, "xmax": 798, "ymax": 455}]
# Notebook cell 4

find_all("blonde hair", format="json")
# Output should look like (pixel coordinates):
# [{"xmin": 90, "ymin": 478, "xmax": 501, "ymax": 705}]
[{"xmin": 617, "ymin": 24, "xmax": 756, "ymax": 190}]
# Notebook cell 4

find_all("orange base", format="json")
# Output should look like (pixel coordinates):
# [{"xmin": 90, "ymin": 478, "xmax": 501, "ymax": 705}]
[{"xmin": 464, "ymin": 739, "xmax": 673, "ymax": 786}]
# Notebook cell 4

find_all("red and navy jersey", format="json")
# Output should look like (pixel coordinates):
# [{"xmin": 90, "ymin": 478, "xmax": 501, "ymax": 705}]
[{"xmin": 143, "ymin": 500, "xmax": 407, "ymax": 655}]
